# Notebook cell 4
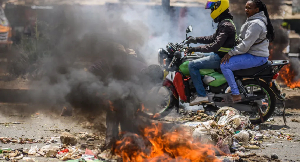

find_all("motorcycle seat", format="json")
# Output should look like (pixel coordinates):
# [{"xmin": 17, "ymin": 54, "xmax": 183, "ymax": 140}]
[
  {"xmin": 183, "ymin": 55, "xmax": 205, "ymax": 62},
  {"xmin": 233, "ymin": 61, "xmax": 272, "ymax": 77},
  {"xmin": 186, "ymin": 55, "xmax": 204, "ymax": 59}
]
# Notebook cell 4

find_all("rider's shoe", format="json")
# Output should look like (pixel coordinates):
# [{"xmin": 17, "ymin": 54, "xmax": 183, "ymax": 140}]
[
  {"xmin": 189, "ymin": 96, "xmax": 209, "ymax": 106},
  {"xmin": 231, "ymin": 94, "xmax": 242, "ymax": 103}
]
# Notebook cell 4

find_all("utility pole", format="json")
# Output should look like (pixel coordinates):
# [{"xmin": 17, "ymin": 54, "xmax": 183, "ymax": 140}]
[{"xmin": 162, "ymin": 0, "xmax": 170, "ymax": 14}]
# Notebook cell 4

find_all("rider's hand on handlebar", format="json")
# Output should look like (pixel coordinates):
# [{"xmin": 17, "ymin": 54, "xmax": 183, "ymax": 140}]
[
  {"xmin": 185, "ymin": 47, "xmax": 195, "ymax": 55},
  {"xmin": 185, "ymin": 37, "xmax": 197, "ymax": 44}
]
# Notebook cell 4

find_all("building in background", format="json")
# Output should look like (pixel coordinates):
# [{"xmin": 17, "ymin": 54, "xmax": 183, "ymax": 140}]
[{"xmin": 293, "ymin": 0, "xmax": 300, "ymax": 14}]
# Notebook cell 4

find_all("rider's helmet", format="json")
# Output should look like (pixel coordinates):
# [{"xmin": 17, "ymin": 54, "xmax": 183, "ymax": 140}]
[{"xmin": 205, "ymin": 0, "xmax": 230, "ymax": 20}]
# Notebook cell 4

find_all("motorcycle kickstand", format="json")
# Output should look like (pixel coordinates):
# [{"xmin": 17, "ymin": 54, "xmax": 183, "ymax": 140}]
[
  {"xmin": 283, "ymin": 101, "xmax": 287, "ymax": 126},
  {"xmin": 176, "ymin": 102, "xmax": 180, "ymax": 113},
  {"xmin": 258, "ymin": 106, "xmax": 264, "ymax": 123}
]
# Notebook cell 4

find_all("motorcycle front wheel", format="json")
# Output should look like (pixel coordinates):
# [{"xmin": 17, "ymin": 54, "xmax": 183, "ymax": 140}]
[{"xmin": 138, "ymin": 85, "xmax": 178, "ymax": 119}]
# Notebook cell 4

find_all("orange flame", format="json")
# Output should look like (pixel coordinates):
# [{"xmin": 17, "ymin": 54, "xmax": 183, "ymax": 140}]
[
  {"xmin": 141, "ymin": 104, "xmax": 149, "ymax": 111},
  {"xmin": 108, "ymin": 100, "xmax": 115, "ymax": 111},
  {"xmin": 115, "ymin": 123, "xmax": 222, "ymax": 162},
  {"xmin": 279, "ymin": 64, "xmax": 300, "ymax": 88},
  {"xmin": 269, "ymin": 43, "xmax": 300, "ymax": 88}
]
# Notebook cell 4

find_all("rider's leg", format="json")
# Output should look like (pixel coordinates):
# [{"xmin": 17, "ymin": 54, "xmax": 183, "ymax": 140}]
[
  {"xmin": 188, "ymin": 53, "xmax": 221, "ymax": 105},
  {"xmin": 220, "ymin": 53, "xmax": 268, "ymax": 101}
]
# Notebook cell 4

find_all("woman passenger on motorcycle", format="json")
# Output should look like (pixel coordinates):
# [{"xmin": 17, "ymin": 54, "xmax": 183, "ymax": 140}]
[
  {"xmin": 185, "ymin": 0, "xmax": 237, "ymax": 106},
  {"xmin": 220, "ymin": 0, "xmax": 274, "ymax": 102}
]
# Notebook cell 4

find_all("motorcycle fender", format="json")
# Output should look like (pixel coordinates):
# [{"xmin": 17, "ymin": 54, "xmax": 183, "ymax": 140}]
[
  {"xmin": 173, "ymin": 72, "xmax": 187, "ymax": 102},
  {"xmin": 163, "ymin": 79, "xmax": 179, "ymax": 99},
  {"xmin": 270, "ymin": 80, "xmax": 285, "ymax": 101}
]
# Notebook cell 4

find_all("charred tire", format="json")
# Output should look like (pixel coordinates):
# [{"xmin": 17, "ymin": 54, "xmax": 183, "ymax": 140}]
[
  {"xmin": 139, "ymin": 86, "xmax": 178, "ymax": 119},
  {"xmin": 242, "ymin": 79, "xmax": 276, "ymax": 124}
]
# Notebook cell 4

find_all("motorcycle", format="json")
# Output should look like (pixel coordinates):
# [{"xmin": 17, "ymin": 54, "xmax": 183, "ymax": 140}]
[{"xmin": 140, "ymin": 25, "xmax": 288, "ymax": 124}]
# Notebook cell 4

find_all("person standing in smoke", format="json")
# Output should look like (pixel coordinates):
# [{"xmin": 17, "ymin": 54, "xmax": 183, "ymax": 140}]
[
  {"xmin": 87, "ymin": 44, "xmax": 163, "ymax": 150},
  {"xmin": 185, "ymin": 0, "xmax": 237, "ymax": 106},
  {"xmin": 220, "ymin": 0, "xmax": 274, "ymax": 102},
  {"xmin": 87, "ymin": 44, "xmax": 142, "ymax": 150}
]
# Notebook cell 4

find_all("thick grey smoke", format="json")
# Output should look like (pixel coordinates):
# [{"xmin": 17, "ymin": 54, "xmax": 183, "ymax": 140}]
[
  {"xmin": 121, "ymin": 5, "xmax": 214, "ymax": 64},
  {"xmin": 3, "ymin": 4, "xmax": 214, "ymax": 118}
]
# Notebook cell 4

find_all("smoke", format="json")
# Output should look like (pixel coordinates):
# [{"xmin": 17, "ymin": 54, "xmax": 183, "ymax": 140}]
[
  {"xmin": 2, "ymin": 3, "xmax": 214, "ymax": 123},
  {"xmin": 24, "ymin": 5, "xmax": 152, "ymax": 117}
]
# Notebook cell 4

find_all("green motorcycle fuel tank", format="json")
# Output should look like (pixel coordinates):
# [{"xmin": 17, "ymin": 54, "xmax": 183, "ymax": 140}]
[{"xmin": 179, "ymin": 61, "xmax": 227, "ymax": 87}]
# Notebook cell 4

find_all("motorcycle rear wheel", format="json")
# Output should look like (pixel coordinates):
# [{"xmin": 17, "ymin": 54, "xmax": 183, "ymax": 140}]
[{"xmin": 242, "ymin": 79, "xmax": 276, "ymax": 124}]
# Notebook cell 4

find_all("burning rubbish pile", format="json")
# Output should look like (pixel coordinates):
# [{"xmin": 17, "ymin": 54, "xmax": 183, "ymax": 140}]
[
  {"xmin": 114, "ymin": 123, "xmax": 221, "ymax": 162},
  {"xmin": 0, "ymin": 107, "xmax": 298, "ymax": 161},
  {"xmin": 110, "ymin": 107, "xmax": 295, "ymax": 161}
]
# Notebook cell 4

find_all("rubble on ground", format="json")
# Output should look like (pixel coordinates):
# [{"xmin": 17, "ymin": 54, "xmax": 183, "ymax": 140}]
[
  {"xmin": 60, "ymin": 132, "xmax": 78, "ymax": 146},
  {"xmin": 178, "ymin": 109, "xmax": 215, "ymax": 121},
  {"xmin": 0, "ymin": 131, "xmax": 111, "ymax": 161},
  {"xmin": 183, "ymin": 106, "xmax": 299, "ymax": 161},
  {"xmin": 0, "ymin": 106, "xmax": 299, "ymax": 161}
]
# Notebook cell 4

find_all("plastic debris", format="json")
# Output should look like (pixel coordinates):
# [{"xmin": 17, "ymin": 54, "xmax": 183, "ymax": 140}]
[
  {"xmin": 58, "ymin": 148, "xmax": 70, "ymax": 154},
  {"xmin": 28, "ymin": 146, "xmax": 38, "ymax": 155}
]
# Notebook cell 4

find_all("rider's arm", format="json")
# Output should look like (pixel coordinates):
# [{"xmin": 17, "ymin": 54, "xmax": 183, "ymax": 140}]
[
  {"xmin": 228, "ymin": 23, "xmax": 261, "ymax": 56},
  {"xmin": 193, "ymin": 24, "xmax": 232, "ymax": 53},
  {"xmin": 195, "ymin": 33, "xmax": 217, "ymax": 44}
]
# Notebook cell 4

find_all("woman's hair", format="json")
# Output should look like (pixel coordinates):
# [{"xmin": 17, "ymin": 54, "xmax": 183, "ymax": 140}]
[{"xmin": 250, "ymin": 0, "xmax": 275, "ymax": 42}]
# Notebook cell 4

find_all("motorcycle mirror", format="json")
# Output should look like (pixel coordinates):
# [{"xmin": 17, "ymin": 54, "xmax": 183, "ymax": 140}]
[
  {"xmin": 174, "ymin": 51, "xmax": 181, "ymax": 59},
  {"xmin": 186, "ymin": 25, "xmax": 193, "ymax": 33}
]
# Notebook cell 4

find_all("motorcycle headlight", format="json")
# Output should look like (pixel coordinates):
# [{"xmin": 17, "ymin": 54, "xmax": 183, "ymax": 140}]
[{"xmin": 158, "ymin": 48, "xmax": 168, "ymax": 66}]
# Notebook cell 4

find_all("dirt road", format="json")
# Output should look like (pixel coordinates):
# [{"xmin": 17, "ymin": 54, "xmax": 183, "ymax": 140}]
[{"xmin": 0, "ymin": 87, "xmax": 300, "ymax": 161}]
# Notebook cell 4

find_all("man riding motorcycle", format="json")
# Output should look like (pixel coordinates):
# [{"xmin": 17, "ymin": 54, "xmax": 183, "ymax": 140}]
[{"xmin": 185, "ymin": 0, "xmax": 237, "ymax": 106}]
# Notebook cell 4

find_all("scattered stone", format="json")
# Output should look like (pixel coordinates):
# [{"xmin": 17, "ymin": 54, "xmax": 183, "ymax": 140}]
[
  {"xmin": 11, "ymin": 154, "xmax": 23, "ymax": 161},
  {"xmin": 60, "ymin": 132, "xmax": 78, "ymax": 146},
  {"xmin": 244, "ymin": 145, "xmax": 260, "ymax": 149},
  {"xmin": 271, "ymin": 153, "xmax": 279, "ymax": 160},
  {"xmin": 236, "ymin": 152, "xmax": 256, "ymax": 158},
  {"xmin": 87, "ymin": 138, "xmax": 95, "ymax": 142},
  {"xmin": 80, "ymin": 143, "xmax": 88, "ymax": 150},
  {"xmin": 46, "ymin": 150, "xmax": 57, "ymax": 158},
  {"xmin": 291, "ymin": 119, "xmax": 300, "ymax": 122},
  {"xmin": 233, "ymin": 131, "xmax": 249, "ymax": 146},
  {"xmin": 239, "ymin": 154, "xmax": 281, "ymax": 162}
]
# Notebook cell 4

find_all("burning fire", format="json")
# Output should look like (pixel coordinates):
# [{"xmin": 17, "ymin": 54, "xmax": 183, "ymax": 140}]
[
  {"xmin": 279, "ymin": 64, "xmax": 300, "ymax": 88},
  {"xmin": 108, "ymin": 100, "xmax": 115, "ymax": 111},
  {"xmin": 269, "ymin": 42, "xmax": 300, "ymax": 88},
  {"xmin": 114, "ymin": 123, "xmax": 222, "ymax": 162}
]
